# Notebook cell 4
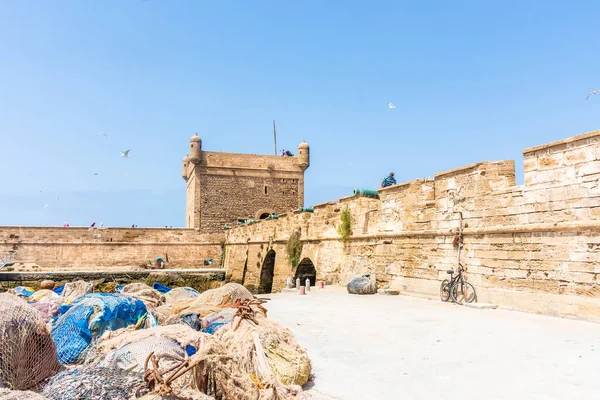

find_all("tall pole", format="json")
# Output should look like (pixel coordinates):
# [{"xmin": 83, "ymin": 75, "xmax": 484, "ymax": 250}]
[{"xmin": 273, "ymin": 120, "xmax": 277, "ymax": 155}]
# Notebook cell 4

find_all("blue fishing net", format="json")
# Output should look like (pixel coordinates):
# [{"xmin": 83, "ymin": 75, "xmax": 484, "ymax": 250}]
[
  {"xmin": 51, "ymin": 293, "xmax": 147, "ymax": 364},
  {"xmin": 202, "ymin": 308, "xmax": 236, "ymax": 335},
  {"xmin": 151, "ymin": 282, "xmax": 171, "ymax": 293}
]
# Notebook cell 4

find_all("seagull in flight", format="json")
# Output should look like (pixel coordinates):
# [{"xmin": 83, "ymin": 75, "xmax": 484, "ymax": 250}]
[
  {"xmin": 586, "ymin": 90, "xmax": 599, "ymax": 100},
  {"xmin": 120, "ymin": 150, "xmax": 131, "ymax": 158},
  {"xmin": 43, "ymin": 204, "xmax": 48, "ymax": 209},
  {"xmin": 388, "ymin": 102, "xmax": 396, "ymax": 109},
  {"xmin": 93, "ymin": 173, "xmax": 98, "ymax": 176},
  {"xmin": 98, "ymin": 132, "xmax": 107, "ymax": 137}
]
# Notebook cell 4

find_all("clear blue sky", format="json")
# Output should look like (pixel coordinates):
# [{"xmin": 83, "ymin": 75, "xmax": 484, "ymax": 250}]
[{"xmin": 1, "ymin": 0, "xmax": 599, "ymax": 227}]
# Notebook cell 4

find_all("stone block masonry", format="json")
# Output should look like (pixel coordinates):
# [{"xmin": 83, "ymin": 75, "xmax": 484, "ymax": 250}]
[
  {"xmin": 182, "ymin": 133, "xmax": 309, "ymax": 233},
  {"xmin": 224, "ymin": 130, "xmax": 600, "ymax": 322},
  {"xmin": 0, "ymin": 227, "xmax": 224, "ymax": 271}
]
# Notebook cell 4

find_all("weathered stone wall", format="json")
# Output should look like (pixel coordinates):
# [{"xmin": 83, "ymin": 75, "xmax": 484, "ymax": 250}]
[
  {"xmin": 0, "ymin": 227, "xmax": 223, "ymax": 271},
  {"xmin": 224, "ymin": 130, "xmax": 600, "ymax": 321},
  {"xmin": 200, "ymin": 174, "xmax": 301, "ymax": 233}
]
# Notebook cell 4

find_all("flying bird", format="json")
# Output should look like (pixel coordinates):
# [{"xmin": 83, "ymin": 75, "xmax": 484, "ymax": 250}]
[
  {"xmin": 93, "ymin": 173, "xmax": 98, "ymax": 176},
  {"xmin": 586, "ymin": 90, "xmax": 599, "ymax": 100},
  {"xmin": 43, "ymin": 204, "xmax": 48, "ymax": 209},
  {"xmin": 388, "ymin": 102, "xmax": 396, "ymax": 109},
  {"xmin": 120, "ymin": 150, "xmax": 131, "ymax": 158},
  {"xmin": 98, "ymin": 132, "xmax": 107, "ymax": 137}
]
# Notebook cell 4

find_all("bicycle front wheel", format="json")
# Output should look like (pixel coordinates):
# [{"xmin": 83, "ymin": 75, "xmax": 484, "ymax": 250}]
[
  {"xmin": 440, "ymin": 279, "xmax": 451, "ymax": 302},
  {"xmin": 450, "ymin": 281, "xmax": 476, "ymax": 304}
]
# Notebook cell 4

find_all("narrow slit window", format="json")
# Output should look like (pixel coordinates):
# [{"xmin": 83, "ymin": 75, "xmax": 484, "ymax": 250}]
[{"xmin": 264, "ymin": 186, "xmax": 268, "ymax": 195}]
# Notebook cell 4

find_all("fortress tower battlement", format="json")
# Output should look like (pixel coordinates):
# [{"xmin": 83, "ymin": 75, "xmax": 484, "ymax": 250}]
[{"xmin": 182, "ymin": 134, "xmax": 310, "ymax": 233}]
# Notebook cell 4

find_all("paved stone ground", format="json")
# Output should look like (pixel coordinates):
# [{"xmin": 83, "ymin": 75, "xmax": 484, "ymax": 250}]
[{"xmin": 265, "ymin": 286, "xmax": 600, "ymax": 400}]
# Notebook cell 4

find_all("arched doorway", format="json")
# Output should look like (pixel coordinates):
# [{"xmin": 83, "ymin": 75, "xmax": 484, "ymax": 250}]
[
  {"xmin": 241, "ymin": 258, "xmax": 248, "ymax": 285},
  {"xmin": 256, "ymin": 208, "xmax": 274, "ymax": 220},
  {"xmin": 259, "ymin": 250, "xmax": 276, "ymax": 294},
  {"xmin": 294, "ymin": 258, "xmax": 317, "ymax": 286}
]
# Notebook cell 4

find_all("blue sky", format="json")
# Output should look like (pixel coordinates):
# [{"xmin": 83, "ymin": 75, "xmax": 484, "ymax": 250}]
[{"xmin": 1, "ymin": 0, "xmax": 599, "ymax": 227}]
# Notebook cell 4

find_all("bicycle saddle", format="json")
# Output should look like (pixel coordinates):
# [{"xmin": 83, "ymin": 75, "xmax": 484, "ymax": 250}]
[{"xmin": 446, "ymin": 270, "xmax": 454, "ymax": 274}]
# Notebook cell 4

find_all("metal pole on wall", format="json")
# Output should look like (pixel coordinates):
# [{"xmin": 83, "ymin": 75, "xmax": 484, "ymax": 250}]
[{"xmin": 273, "ymin": 120, "xmax": 277, "ymax": 155}]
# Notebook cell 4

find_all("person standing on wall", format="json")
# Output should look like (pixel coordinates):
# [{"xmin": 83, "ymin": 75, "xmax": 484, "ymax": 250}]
[{"xmin": 381, "ymin": 172, "xmax": 397, "ymax": 188}]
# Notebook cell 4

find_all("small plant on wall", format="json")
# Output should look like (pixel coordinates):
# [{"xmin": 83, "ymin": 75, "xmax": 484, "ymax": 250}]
[
  {"xmin": 285, "ymin": 229, "xmax": 303, "ymax": 274},
  {"xmin": 338, "ymin": 207, "xmax": 353, "ymax": 244}
]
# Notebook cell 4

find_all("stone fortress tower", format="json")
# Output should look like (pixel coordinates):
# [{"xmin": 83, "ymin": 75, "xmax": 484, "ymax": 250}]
[{"xmin": 182, "ymin": 133, "xmax": 310, "ymax": 233}]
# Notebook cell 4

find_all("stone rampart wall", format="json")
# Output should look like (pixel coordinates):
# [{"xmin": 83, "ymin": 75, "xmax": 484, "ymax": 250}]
[
  {"xmin": 224, "ymin": 130, "xmax": 600, "ymax": 321},
  {"xmin": 0, "ymin": 227, "xmax": 224, "ymax": 271}
]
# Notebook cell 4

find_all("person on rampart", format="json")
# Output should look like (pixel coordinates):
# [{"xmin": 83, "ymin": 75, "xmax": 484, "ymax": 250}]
[{"xmin": 381, "ymin": 172, "xmax": 396, "ymax": 188}]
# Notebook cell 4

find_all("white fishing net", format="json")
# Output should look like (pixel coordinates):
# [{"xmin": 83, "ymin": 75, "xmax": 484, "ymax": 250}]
[
  {"xmin": 0, "ymin": 294, "xmax": 61, "ymax": 390},
  {"xmin": 0, "ymin": 388, "xmax": 49, "ymax": 400}
]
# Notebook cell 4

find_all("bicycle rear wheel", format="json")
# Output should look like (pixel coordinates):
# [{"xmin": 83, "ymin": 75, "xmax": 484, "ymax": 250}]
[
  {"xmin": 450, "ymin": 281, "xmax": 476, "ymax": 304},
  {"xmin": 440, "ymin": 279, "xmax": 451, "ymax": 302}
]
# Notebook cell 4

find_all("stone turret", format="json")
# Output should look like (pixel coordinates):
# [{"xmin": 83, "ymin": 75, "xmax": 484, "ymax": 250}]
[
  {"xmin": 182, "ymin": 155, "xmax": 190, "ymax": 180},
  {"xmin": 297, "ymin": 141, "xmax": 310, "ymax": 170},
  {"xmin": 189, "ymin": 133, "xmax": 202, "ymax": 165}
]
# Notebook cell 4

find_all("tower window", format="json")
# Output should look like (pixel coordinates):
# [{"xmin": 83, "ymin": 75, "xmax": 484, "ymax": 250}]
[{"xmin": 264, "ymin": 186, "xmax": 268, "ymax": 195}]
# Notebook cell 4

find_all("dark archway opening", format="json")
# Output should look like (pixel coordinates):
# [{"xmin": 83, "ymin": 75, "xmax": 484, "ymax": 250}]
[
  {"xmin": 259, "ymin": 213, "xmax": 270, "ymax": 220},
  {"xmin": 259, "ymin": 250, "xmax": 276, "ymax": 294},
  {"xmin": 241, "ymin": 258, "xmax": 248, "ymax": 285},
  {"xmin": 294, "ymin": 257, "xmax": 317, "ymax": 286}
]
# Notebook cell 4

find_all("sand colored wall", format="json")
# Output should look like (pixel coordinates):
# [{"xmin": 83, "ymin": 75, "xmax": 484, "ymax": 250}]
[
  {"xmin": 224, "ymin": 130, "xmax": 600, "ymax": 321},
  {"xmin": 0, "ymin": 227, "xmax": 224, "ymax": 271}
]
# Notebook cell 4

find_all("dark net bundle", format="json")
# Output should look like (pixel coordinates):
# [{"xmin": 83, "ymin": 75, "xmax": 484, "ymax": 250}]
[
  {"xmin": 42, "ymin": 365, "xmax": 148, "ymax": 400},
  {"xmin": 0, "ymin": 293, "xmax": 61, "ymax": 390},
  {"xmin": 346, "ymin": 274, "xmax": 378, "ymax": 295}
]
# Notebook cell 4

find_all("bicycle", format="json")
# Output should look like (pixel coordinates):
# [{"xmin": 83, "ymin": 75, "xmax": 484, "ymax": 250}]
[
  {"xmin": 439, "ymin": 211, "xmax": 477, "ymax": 304},
  {"xmin": 440, "ymin": 264, "xmax": 476, "ymax": 304}
]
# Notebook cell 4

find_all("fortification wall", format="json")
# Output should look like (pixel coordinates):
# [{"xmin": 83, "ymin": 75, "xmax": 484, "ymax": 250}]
[
  {"xmin": 224, "ymin": 130, "xmax": 600, "ymax": 321},
  {"xmin": 0, "ymin": 227, "xmax": 224, "ymax": 271}
]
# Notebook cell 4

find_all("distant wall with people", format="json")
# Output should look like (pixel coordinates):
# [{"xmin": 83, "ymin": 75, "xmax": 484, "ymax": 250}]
[
  {"xmin": 0, "ymin": 227, "xmax": 224, "ymax": 271},
  {"xmin": 224, "ymin": 130, "xmax": 600, "ymax": 322}
]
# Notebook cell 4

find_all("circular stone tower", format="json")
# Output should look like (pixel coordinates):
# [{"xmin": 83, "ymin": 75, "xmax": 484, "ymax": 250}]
[
  {"xmin": 297, "ymin": 140, "xmax": 310, "ymax": 170},
  {"xmin": 189, "ymin": 133, "xmax": 202, "ymax": 165}
]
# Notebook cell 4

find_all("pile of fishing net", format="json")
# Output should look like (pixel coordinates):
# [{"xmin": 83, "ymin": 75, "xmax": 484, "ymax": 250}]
[
  {"xmin": 120, "ymin": 283, "xmax": 165, "ymax": 309},
  {"xmin": 42, "ymin": 365, "xmax": 148, "ymax": 400},
  {"xmin": 0, "ymin": 388, "xmax": 48, "ymax": 400},
  {"xmin": 347, "ymin": 274, "xmax": 378, "ymax": 295},
  {"xmin": 29, "ymin": 302, "xmax": 61, "ymax": 323},
  {"xmin": 1, "ymin": 280, "xmax": 312, "ymax": 399},
  {"xmin": 60, "ymin": 280, "xmax": 93, "ymax": 303},
  {"xmin": 215, "ymin": 310, "xmax": 312, "ymax": 387},
  {"xmin": 163, "ymin": 286, "xmax": 200, "ymax": 304},
  {"xmin": 25, "ymin": 289, "xmax": 59, "ymax": 303},
  {"xmin": 138, "ymin": 300, "xmax": 311, "ymax": 400},
  {"xmin": 90, "ymin": 324, "xmax": 207, "ymax": 363},
  {"xmin": 194, "ymin": 282, "xmax": 254, "ymax": 307},
  {"xmin": 153, "ymin": 283, "xmax": 252, "ymax": 327},
  {"xmin": 51, "ymin": 293, "xmax": 148, "ymax": 364},
  {"xmin": 0, "ymin": 294, "xmax": 61, "ymax": 391}
]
